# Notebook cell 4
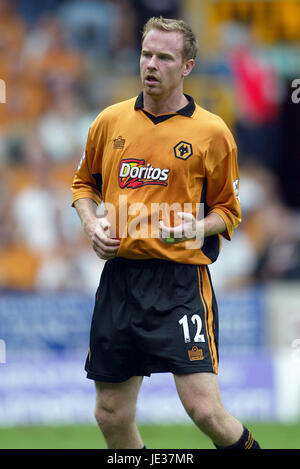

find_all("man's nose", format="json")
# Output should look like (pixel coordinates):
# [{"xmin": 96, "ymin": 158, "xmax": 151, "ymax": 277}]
[{"xmin": 147, "ymin": 55, "xmax": 158, "ymax": 69}]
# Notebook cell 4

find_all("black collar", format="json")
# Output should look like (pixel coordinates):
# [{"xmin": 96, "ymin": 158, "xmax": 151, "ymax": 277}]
[{"xmin": 134, "ymin": 92, "xmax": 195, "ymax": 124}]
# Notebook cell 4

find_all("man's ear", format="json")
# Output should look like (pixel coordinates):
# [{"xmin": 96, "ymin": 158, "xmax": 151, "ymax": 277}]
[{"xmin": 182, "ymin": 59, "xmax": 195, "ymax": 77}]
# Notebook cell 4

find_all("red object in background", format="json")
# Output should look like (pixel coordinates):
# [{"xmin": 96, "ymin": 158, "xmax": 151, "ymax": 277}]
[{"xmin": 230, "ymin": 48, "xmax": 280, "ymax": 124}]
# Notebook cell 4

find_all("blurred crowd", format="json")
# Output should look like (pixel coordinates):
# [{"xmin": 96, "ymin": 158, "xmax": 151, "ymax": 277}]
[{"xmin": 0, "ymin": 0, "xmax": 299, "ymax": 293}]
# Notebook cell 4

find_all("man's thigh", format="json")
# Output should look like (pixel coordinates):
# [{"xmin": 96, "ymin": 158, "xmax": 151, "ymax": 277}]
[
  {"xmin": 94, "ymin": 376, "xmax": 144, "ymax": 414},
  {"xmin": 174, "ymin": 372, "xmax": 223, "ymax": 412}
]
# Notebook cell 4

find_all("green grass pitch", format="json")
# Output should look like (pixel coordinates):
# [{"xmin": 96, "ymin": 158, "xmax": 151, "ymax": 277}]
[{"xmin": 0, "ymin": 422, "xmax": 299, "ymax": 449}]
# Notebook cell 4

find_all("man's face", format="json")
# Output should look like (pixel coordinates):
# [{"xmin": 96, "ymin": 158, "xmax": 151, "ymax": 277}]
[{"xmin": 140, "ymin": 29, "xmax": 191, "ymax": 99}]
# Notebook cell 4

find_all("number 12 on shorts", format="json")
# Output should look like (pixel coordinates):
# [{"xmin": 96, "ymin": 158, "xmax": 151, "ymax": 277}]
[{"xmin": 178, "ymin": 314, "xmax": 205, "ymax": 343}]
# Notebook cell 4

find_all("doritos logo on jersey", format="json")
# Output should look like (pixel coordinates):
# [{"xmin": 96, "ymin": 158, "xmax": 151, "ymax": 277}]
[{"xmin": 119, "ymin": 158, "xmax": 170, "ymax": 189}]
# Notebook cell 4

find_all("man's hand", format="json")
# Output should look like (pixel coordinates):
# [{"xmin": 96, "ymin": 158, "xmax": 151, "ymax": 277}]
[
  {"xmin": 159, "ymin": 211, "xmax": 226, "ymax": 246},
  {"xmin": 84, "ymin": 216, "xmax": 120, "ymax": 260},
  {"xmin": 159, "ymin": 212, "xmax": 202, "ymax": 244},
  {"xmin": 74, "ymin": 199, "xmax": 120, "ymax": 260}
]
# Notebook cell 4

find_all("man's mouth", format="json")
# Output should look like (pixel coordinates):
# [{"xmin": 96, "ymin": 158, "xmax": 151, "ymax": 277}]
[{"xmin": 145, "ymin": 74, "xmax": 159, "ymax": 84}]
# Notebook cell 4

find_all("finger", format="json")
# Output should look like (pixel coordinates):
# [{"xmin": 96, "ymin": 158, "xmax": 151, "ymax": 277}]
[
  {"xmin": 98, "ymin": 217, "xmax": 111, "ymax": 231},
  {"xmin": 94, "ymin": 218, "xmax": 111, "ymax": 238},
  {"xmin": 177, "ymin": 211, "xmax": 195, "ymax": 222},
  {"xmin": 160, "ymin": 219, "xmax": 184, "ymax": 239},
  {"xmin": 102, "ymin": 237, "xmax": 121, "ymax": 246},
  {"xmin": 91, "ymin": 231, "xmax": 120, "ymax": 251},
  {"xmin": 93, "ymin": 243, "xmax": 119, "ymax": 259},
  {"xmin": 160, "ymin": 226, "xmax": 176, "ymax": 239},
  {"xmin": 159, "ymin": 220, "xmax": 174, "ymax": 238},
  {"xmin": 159, "ymin": 222, "xmax": 178, "ymax": 244},
  {"xmin": 95, "ymin": 249, "xmax": 117, "ymax": 261},
  {"xmin": 93, "ymin": 239, "xmax": 120, "ymax": 253},
  {"xmin": 176, "ymin": 212, "xmax": 197, "ymax": 239},
  {"xmin": 93, "ymin": 229, "xmax": 120, "ymax": 246},
  {"xmin": 171, "ymin": 224, "xmax": 185, "ymax": 239}
]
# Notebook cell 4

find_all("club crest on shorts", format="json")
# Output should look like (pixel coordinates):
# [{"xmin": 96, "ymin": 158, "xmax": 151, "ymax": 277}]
[
  {"xmin": 188, "ymin": 346, "xmax": 204, "ymax": 361},
  {"xmin": 174, "ymin": 141, "xmax": 193, "ymax": 160}
]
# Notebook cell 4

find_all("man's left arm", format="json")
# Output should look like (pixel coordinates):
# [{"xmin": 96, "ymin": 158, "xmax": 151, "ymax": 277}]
[{"xmin": 205, "ymin": 146, "xmax": 241, "ymax": 241}]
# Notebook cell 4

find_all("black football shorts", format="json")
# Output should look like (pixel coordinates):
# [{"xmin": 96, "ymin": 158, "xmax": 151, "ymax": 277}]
[{"xmin": 85, "ymin": 257, "xmax": 219, "ymax": 382}]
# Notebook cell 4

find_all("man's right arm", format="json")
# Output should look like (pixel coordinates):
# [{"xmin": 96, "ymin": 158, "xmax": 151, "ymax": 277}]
[{"xmin": 74, "ymin": 198, "xmax": 120, "ymax": 260}]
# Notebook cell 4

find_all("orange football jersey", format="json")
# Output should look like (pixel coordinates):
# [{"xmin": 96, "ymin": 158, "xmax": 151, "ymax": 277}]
[{"xmin": 71, "ymin": 94, "xmax": 241, "ymax": 265}]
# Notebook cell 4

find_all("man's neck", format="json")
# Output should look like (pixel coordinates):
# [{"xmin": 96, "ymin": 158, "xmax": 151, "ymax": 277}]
[{"xmin": 142, "ymin": 91, "xmax": 189, "ymax": 116}]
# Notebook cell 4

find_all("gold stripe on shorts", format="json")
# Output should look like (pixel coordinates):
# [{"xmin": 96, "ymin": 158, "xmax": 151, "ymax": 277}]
[{"xmin": 197, "ymin": 265, "xmax": 218, "ymax": 374}]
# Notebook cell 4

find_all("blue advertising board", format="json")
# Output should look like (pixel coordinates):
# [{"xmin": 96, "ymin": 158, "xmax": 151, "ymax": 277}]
[
  {"xmin": 218, "ymin": 286, "xmax": 266, "ymax": 355},
  {"xmin": 0, "ymin": 291, "xmax": 94, "ymax": 357}
]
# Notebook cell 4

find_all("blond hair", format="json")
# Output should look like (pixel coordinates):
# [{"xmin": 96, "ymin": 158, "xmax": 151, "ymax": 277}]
[{"xmin": 141, "ymin": 17, "xmax": 198, "ymax": 62}]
